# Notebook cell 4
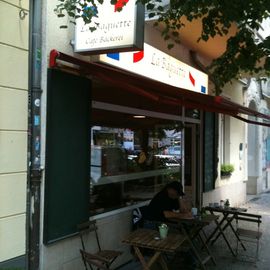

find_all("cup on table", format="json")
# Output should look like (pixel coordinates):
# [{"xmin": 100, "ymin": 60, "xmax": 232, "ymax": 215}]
[
  {"xmin": 220, "ymin": 200, "xmax": 224, "ymax": 208},
  {"xmin": 158, "ymin": 224, "xmax": 168, "ymax": 239},
  {"xmin": 191, "ymin": 207, "xmax": 198, "ymax": 217},
  {"xmin": 214, "ymin": 202, "xmax": 219, "ymax": 208}
]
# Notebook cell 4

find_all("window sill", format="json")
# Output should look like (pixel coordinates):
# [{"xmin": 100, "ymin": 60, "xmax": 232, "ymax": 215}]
[{"xmin": 90, "ymin": 200, "xmax": 150, "ymax": 221}]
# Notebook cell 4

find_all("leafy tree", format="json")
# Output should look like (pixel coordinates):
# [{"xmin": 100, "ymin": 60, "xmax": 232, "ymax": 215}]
[{"xmin": 55, "ymin": 0, "xmax": 270, "ymax": 94}]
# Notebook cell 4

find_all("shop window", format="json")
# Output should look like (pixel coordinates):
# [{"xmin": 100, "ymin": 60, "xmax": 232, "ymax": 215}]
[
  {"xmin": 185, "ymin": 108, "xmax": 200, "ymax": 119},
  {"xmin": 90, "ymin": 110, "xmax": 183, "ymax": 216}
]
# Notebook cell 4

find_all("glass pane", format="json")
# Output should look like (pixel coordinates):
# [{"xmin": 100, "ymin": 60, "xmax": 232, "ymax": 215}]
[
  {"xmin": 90, "ymin": 110, "xmax": 183, "ymax": 216},
  {"xmin": 185, "ymin": 108, "xmax": 200, "ymax": 119}
]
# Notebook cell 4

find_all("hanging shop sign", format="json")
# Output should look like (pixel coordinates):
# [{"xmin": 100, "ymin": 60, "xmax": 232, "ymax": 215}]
[
  {"xmin": 99, "ymin": 43, "xmax": 209, "ymax": 94},
  {"xmin": 75, "ymin": 0, "xmax": 145, "ymax": 54}
]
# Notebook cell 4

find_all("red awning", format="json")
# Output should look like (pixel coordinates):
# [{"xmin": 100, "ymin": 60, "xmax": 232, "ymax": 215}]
[{"xmin": 49, "ymin": 50, "xmax": 270, "ymax": 127}]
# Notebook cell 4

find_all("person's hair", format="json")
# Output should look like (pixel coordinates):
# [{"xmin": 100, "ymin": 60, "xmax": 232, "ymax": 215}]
[{"xmin": 164, "ymin": 181, "xmax": 184, "ymax": 196}]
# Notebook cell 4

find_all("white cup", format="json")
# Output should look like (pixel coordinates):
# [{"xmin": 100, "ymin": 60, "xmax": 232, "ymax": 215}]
[{"xmin": 191, "ymin": 207, "xmax": 198, "ymax": 217}]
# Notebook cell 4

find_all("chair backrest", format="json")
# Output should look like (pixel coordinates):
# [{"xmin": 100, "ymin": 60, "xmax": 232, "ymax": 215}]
[
  {"xmin": 77, "ymin": 220, "xmax": 101, "ymax": 251},
  {"xmin": 235, "ymin": 212, "xmax": 262, "ymax": 229}
]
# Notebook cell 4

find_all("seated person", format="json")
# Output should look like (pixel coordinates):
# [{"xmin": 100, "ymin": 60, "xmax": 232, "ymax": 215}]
[
  {"xmin": 143, "ymin": 181, "xmax": 192, "ymax": 226},
  {"xmin": 143, "ymin": 181, "xmax": 196, "ymax": 268}
]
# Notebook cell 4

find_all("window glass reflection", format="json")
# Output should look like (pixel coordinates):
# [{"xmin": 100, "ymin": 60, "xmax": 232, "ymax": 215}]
[{"xmin": 90, "ymin": 121, "xmax": 183, "ymax": 216}]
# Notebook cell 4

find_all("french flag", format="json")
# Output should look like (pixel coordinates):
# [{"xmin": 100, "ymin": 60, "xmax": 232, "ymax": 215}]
[{"xmin": 107, "ymin": 51, "xmax": 144, "ymax": 63}]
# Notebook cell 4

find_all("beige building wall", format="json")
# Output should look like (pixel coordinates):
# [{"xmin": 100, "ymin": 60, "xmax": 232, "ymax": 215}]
[{"xmin": 0, "ymin": 0, "xmax": 29, "ymax": 263}]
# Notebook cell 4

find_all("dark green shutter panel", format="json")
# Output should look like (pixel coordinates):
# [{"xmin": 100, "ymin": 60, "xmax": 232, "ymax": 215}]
[
  {"xmin": 203, "ymin": 112, "xmax": 219, "ymax": 192},
  {"xmin": 44, "ymin": 69, "xmax": 91, "ymax": 244}
]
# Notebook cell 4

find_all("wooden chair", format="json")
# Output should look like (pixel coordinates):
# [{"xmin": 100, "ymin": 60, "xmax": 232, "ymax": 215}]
[
  {"xmin": 235, "ymin": 212, "xmax": 262, "ymax": 261},
  {"xmin": 78, "ymin": 221, "xmax": 122, "ymax": 270}
]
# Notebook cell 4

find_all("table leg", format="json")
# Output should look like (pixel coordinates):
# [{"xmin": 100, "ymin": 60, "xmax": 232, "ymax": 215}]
[
  {"xmin": 211, "ymin": 214, "xmax": 246, "ymax": 251},
  {"xmin": 197, "ymin": 231, "xmax": 216, "ymax": 266},
  {"xmin": 191, "ymin": 226, "xmax": 216, "ymax": 266},
  {"xmin": 159, "ymin": 255, "xmax": 169, "ymax": 270},
  {"xmin": 212, "ymin": 218, "xmax": 236, "ymax": 257},
  {"xmin": 133, "ymin": 246, "xmax": 162, "ymax": 270},
  {"xmin": 180, "ymin": 226, "xmax": 207, "ymax": 270},
  {"xmin": 147, "ymin": 251, "xmax": 162, "ymax": 269},
  {"xmin": 224, "ymin": 215, "xmax": 247, "ymax": 251},
  {"xmin": 205, "ymin": 212, "xmax": 228, "ymax": 244},
  {"xmin": 201, "ymin": 228, "xmax": 208, "ymax": 240},
  {"xmin": 210, "ymin": 214, "xmax": 231, "ymax": 245},
  {"xmin": 133, "ymin": 246, "xmax": 151, "ymax": 270},
  {"xmin": 229, "ymin": 227, "xmax": 246, "ymax": 251}
]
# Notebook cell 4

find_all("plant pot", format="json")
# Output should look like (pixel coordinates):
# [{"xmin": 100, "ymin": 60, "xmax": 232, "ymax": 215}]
[{"xmin": 221, "ymin": 172, "xmax": 232, "ymax": 178}]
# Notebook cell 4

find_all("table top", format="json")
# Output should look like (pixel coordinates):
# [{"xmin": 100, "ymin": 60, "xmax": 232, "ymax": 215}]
[
  {"xmin": 205, "ymin": 206, "xmax": 247, "ymax": 214},
  {"xmin": 169, "ymin": 214, "xmax": 219, "ymax": 226},
  {"xmin": 122, "ymin": 229, "xmax": 186, "ymax": 253}
]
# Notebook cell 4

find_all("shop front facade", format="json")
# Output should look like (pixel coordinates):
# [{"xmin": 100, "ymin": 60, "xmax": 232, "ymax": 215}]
[
  {"xmin": 40, "ymin": 21, "xmax": 207, "ymax": 270},
  {"xmin": 35, "ymin": 1, "xmax": 270, "ymax": 269},
  {"xmin": 39, "ymin": 4, "xmax": 202, "ymax": 270}
]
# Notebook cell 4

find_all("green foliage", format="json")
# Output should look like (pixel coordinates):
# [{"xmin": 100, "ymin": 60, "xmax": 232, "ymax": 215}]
[
  {"xmin": 54, "ymin": 0, "xmax": 270, "ymax": 93},
  {"xmin": 221, "ymin": 164, "xmax": 235, "ymax": 174}
]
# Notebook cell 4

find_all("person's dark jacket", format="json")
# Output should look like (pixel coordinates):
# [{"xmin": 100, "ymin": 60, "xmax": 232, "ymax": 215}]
[{"xmin": 143, "ymin": 189, "xmax": 179, "ymax": 222}]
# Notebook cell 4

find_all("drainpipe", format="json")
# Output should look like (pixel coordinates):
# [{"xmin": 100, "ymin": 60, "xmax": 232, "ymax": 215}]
[{"xmin": 27, "ymin": 0, "xmax": 42, "ymax": 269}]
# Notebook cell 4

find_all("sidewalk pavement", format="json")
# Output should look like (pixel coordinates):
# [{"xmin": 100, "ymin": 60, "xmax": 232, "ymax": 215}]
[
  {"xmin": 206, "ymin": 191, "xmax": 270, "ymax": 270},
  {"xmin": 120, "ymin": 192, "xmax": 270, "ymax": 270}
]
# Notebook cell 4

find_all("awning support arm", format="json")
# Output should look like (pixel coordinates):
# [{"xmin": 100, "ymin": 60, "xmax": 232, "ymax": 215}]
[{"xmin": 233, "ymin": 115, "xmax": 270, "ymax": 127}]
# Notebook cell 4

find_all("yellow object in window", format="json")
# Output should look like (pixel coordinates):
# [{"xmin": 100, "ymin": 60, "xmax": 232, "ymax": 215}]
[{"xmin": 138, "ymin": 151, "xmax": 147, "ymax": 164}]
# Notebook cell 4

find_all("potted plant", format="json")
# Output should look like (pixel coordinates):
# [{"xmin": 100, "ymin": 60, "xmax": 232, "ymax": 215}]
[{"xmin": 221, "ymin": 164, "xmax": 235, "ymax": 177}]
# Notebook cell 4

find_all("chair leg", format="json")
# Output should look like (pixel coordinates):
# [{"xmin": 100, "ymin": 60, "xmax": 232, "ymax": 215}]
[
  {"xmin": 108, "ymin": 257, "xmax": 117, "ymax": 269},
  {"xmin": 81, "ymin": 254, "xmax": 89, "ymax": 270},
  {"xmin": 236, "ymin": 237, "xmax": 239, "ymax": 257},
  {"xmin": 256, "ymin": 239, "xmax": 259, "ymax": 261},
  {"xmin": 96, "ymin": 263, "xmax": 110, "ymax": 270}
]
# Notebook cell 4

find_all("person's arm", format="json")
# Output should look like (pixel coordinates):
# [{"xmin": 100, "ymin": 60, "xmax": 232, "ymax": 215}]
[
  {"xmin": 179, "ymin": 197, "xmax": 192, "ymax": 213},
  {"xmin": 163, "ymin": 210, "xmax": 192, "ymax": 219}
]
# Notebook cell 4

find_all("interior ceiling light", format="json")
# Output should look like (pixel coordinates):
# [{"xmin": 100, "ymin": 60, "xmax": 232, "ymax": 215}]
[{"xmin": 133, "ymin": 115, "xmax": 146, "ymax": 119}]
